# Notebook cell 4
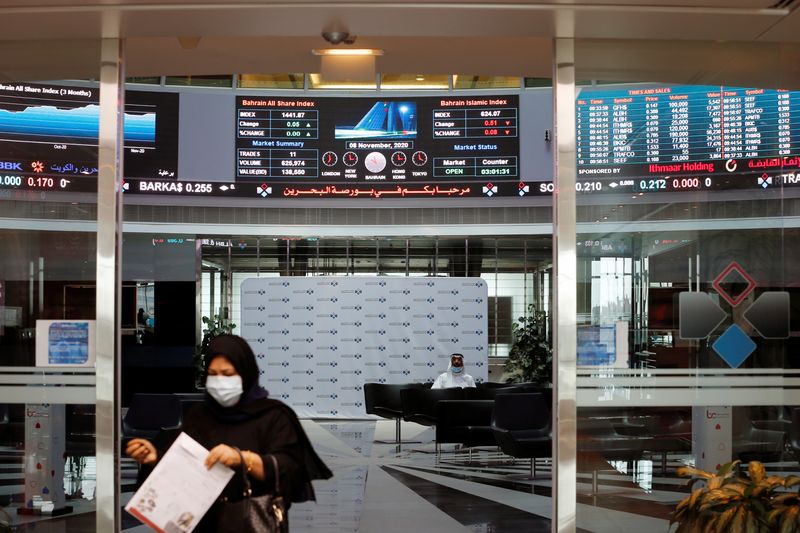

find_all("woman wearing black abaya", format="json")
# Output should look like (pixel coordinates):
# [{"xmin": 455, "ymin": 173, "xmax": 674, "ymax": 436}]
[{"xmin": 126, "ymin": 334, "xmax": 332, "ymax": 532}]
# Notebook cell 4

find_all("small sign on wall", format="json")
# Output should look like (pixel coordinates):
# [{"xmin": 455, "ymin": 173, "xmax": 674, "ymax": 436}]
[{"xmin": 35, "ymin": 320, "xmax": 96, "ymax": 367}]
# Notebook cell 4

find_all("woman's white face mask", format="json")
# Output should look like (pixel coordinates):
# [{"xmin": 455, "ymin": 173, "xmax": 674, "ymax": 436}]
[{"xmin": 205, "ymin": 375, "xmax": 244, "ymax": 407}]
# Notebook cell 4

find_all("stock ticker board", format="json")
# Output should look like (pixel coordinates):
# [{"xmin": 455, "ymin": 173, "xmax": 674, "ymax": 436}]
[
  {"xmin": 5, "ymin": 82, "xmax": 800, "ymax": 200},
  {"xmin": 575, "ymin": 85, "xmax": 800, "ymax": 193},
  {"xmin": 0, "ymin": 82, "xmax": 178, "ymax": 195},
  {"xmin": 233, "ymin": 95, "xmax": 520, "ymax": 199}
]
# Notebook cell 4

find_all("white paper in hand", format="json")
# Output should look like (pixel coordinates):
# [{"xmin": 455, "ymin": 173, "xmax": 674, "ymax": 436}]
[{"xmin": 124, "ymin": 432, "xmax": 234, "ymax": 533}]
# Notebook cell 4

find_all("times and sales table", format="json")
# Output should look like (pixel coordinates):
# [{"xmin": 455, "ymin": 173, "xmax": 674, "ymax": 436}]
[{"xmin": 576, "ymin": 84, "xmax": 800, "ymax": 193}]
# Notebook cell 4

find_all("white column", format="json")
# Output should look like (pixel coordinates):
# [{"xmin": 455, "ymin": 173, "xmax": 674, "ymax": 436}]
[
  {"xmin": 553, "ymin": 37, "xmax": 578, "ymax": 533},
  {"xmin": 96, "ymin": 36, "xmax": 124, "ymax": 533}
]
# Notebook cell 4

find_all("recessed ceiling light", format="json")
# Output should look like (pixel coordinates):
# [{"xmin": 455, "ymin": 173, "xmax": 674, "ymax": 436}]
[{"xmin": 311, "ymin": 48, "xmax": 384, "ymax": 56}]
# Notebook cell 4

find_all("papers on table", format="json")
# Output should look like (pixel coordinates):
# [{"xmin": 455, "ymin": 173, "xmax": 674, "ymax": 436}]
[{"xmin": 125, "ymin": 432, "xmax": 234, "ymax": 533}]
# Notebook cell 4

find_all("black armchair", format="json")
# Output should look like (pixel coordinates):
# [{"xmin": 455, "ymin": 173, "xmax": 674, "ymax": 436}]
[
  {"xmin": 436, "ymin": 399, "xmax": 496, "ymax": 460},
  {"xmin": 400, "ymin": 387, "xmax": 466, "ymax": 427},
  {"xmin": 122, "ymin": 393, "xmax": 183, "ymax": 441},
  {"xmin": 732, "ymin": 409, "xmax": 784, "ymax": 462},
  {"xmin": 363, "ymin": 382, "xmax": 424, "ymax": 444},
  {"xmin": 491, "ymin": 393, "xmax": 552, "ymax": 478},
  {"xmin": 789, "ymin": 408, "xmax": 800, "ymax": 460}
]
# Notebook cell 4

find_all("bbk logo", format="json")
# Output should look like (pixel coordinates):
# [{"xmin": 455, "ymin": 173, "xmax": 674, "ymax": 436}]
[{"xmin": 0, "ymin": 162, "xmax": 22, "ymax": 171}]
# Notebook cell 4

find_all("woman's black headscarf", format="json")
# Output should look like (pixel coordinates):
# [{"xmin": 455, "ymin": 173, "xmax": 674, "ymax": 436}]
[{"xmin": 205, "ymin": 334, "xmax": 269, "ymax": 421}]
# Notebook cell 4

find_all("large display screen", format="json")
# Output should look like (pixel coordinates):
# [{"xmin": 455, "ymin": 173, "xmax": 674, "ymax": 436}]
[
  {"xmin": 234, "ymin": 95, "xmax": 520, "ymax": 198},
  {"xmin": 575, "ymin": 84, "xmax": 800, "ymax": 193},
  {"xmin": 0, "ymin": 82, "xmax": 178, "ymax": 190}
]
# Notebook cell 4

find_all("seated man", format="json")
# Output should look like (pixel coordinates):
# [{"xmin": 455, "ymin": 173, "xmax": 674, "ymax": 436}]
[{"xmin": 432, "ymin": 353, "xmax": 476, "ymax": 389}]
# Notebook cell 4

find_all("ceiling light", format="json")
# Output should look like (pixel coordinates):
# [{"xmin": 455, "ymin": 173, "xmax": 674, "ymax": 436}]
[
  {"xmin": 382, "ymin": 83, "xmax": 449, "ymax": 90},
  {"xmin": 312, "ymin": 48, "xmax": 384, "ymax": 56}
]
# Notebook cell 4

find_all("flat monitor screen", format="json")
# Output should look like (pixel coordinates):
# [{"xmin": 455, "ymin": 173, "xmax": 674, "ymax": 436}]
[
  {"xmin": 0, "ymin": 81, "xmax": 179, "ymax": 189},
  {"xmin": 234, "ymin": 94, "xmax": 520, "ymax": 199},
  {"xmin": 575, "ymin": 84, "xmax": 800, "ymax": 194}
]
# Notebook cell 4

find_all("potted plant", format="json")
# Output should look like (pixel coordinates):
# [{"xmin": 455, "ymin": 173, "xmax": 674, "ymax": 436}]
[
  {"xmin": 672, "ymin": 460, "xmax": 800, "ymax": 532},
  {"xmin": 504, "ymin": 304, "xmax": 552, "ymax": 385},
  {"xmin": 194, "ymin": 314, "xmax": 236, "ymax": 389}
]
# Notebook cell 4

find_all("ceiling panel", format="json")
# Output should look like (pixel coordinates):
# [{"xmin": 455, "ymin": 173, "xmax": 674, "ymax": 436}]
[
  {"xmin": 575, "ymin": 39, "xmax": 800, "ymax": 90},
  {"xmin": 125, "ymin": 36, "xmax": 553, "ymax": 78},
  {"xmin": 1, "ymin": 0, "xmax": 779, "ymax": 8},
  {"xmin": 756, "ymin": 7, "xmax": 800, "ymax": 42},
  {"xmin": 0, "ymin": 0, "xmax": 792, "ymax": 80}
]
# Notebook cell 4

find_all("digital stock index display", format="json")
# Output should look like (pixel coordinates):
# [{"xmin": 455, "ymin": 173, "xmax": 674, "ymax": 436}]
[
  {"xmin": 575, "ymin": 84, "xmax": 800, "ymax": 194},
  {"xmin": 234, "ymin": 95, "xmax": 520, "ymax": 199},
  {"xmin": 0, "ymin": 82, "xmax": 178, "ymax": 194},
  {"xmin": 5, "ymin": 83, "xmax": 800, "ymax": 200}
]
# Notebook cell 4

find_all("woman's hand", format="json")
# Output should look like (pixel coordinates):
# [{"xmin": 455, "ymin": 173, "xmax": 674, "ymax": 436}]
[
  {"xmin": 205, "ymin": 444, "xmax": 242, "ymax": 470},
  {"xmin": 126, "ymin": 438, "xmax": 157, "ymax": 466}
]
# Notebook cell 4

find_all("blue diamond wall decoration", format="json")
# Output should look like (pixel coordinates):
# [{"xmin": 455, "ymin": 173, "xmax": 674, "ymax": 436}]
[{"xmin": 712, "ymin": 324, "xmax": 757, "ymax": 368}]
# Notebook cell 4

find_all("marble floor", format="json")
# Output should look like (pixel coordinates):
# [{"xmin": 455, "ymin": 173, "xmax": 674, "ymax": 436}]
[
  {"xmin": 125, "ymin": 419, "xmax": 685, "ymax": 533},
  {"xmin": 1, "ymin": 420, "xmax": 781, "ymax": 532}
]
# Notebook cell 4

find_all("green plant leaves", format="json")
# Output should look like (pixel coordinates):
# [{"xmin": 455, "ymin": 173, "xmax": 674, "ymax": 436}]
[
  {"xmin": 505, "ymin": 304, "xmax": 552, "ymax": 384},
  {"xmin": 672, "ymin": 461, "xmax": 797, "ymax": 533}
]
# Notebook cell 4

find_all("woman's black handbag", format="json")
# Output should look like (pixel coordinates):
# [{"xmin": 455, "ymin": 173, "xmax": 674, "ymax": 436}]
[{"xmin": 217, "ymin": 450, "xmax": 287, "ymax": 533}]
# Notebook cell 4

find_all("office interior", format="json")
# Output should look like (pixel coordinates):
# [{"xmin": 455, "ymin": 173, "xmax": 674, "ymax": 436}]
[{"xmin": 2, "ymin": 3, "xmax": 800, "ymax": 532}]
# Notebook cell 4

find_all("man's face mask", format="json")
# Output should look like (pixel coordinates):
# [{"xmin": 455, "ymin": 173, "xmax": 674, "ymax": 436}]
[
  {"xmin": 451, "ymin": 357, "xmax": 464, "ymax": 373},
  {"xmin": 205, "ymin": 375, "xmax": 244, "ymax": 407}
]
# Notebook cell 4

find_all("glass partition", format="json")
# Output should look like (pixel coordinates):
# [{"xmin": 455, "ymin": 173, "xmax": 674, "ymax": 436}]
[
  {"xmin": 0, "ymin": 42, "xmax": 104, "ymax": 530},
  {"xmin": 570, "ymin": 40, "xmax": 796, "ymax": 532}
]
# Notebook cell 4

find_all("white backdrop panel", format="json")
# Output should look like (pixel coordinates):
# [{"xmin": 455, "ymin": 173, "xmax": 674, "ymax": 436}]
[{"xmin": 241, "ymin": 277, "xmax": 489, "ymax": 418}]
